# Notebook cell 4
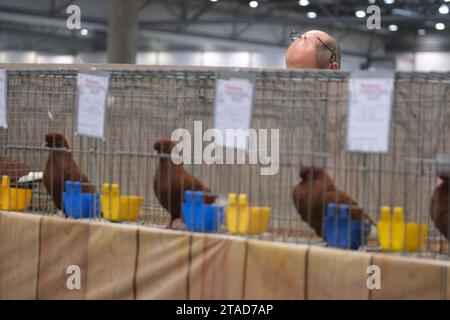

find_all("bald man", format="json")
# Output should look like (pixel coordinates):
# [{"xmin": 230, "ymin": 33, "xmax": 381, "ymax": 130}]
[{"xmin": 285, "ymin": 30, "xmax": 341, "ymax": 70}]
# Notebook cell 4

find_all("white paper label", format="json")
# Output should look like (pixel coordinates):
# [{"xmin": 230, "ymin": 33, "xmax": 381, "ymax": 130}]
[
  {"xmin": 76, "ymin": 73, "xmax": 109, "ymax": 139},
  {"xmin": 213, "ymin": 78, "xmax": 254, "ymax": 150},
  {"xmin": 0, "ymin": 69, "xmax": 7, "ymax": 128},
  {"xmin": 346, "ymin": 73, "xmax": 394, "ymax": 153}
]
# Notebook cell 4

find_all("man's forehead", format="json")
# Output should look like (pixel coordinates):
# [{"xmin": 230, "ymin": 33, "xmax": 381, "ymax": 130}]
[
  {"xmin": 289, "ymin": 30, "xmax": 314, "ymax": 40},
  {"xmin": 301, "ymin": 30, "xmax": 332, "ymax": 40},
  {"xmin": 302, "ymin": 31, "xmax": 314, "ymax": 37}
]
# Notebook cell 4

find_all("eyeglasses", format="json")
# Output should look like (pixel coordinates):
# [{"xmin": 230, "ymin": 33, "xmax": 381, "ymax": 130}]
[
  {"xmin": 288, "ymin": 29, "xmax": 302, "ymax": 42},
  {"xmin": 288, "ymin": 29, "xmax": 337, "ymax": 63}
]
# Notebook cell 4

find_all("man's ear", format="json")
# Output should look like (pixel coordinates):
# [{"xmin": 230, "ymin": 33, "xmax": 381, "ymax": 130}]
[{"xmin": 329, "ymin": 61, "xmax": 339, "ymax": 70}]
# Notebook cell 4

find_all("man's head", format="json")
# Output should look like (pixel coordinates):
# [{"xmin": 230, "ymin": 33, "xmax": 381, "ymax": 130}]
[{"xmin": 285, "ymin": 30, "xmax": 341, "ymax": 70}]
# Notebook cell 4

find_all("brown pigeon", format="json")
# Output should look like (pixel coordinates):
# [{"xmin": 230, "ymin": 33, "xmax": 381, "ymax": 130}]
[
  {"xmin": 430, "ymin": 176, "xmax": 449, "ymax": 239},
  {"xmin": 43, "ymin": 132, "xmax": 95, "ymax": 214},
  {"xmin": 153, "ymin": 138, "xmax": 216, "ymax": 228},
  {"xmin": 0, "ymin": 155, "xmax": 31, "ymax": 186},
  {"xmin": 292, "ymin": 165, "xmax": 374, "ymax": 237}
]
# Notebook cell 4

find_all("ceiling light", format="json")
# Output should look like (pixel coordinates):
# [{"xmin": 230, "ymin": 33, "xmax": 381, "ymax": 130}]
[
  {"xmin": 435, "ymin": 23, "xmax": 446, "ymax": 30},
  {"xmin": 307, "ymin": 11, "xmax": 317, "ymax": 19},
  {"xmin": 388, "ymin": 24, "xmax": 398, "ymax": 31},
  {"xmin": 356, "ymin": 10, "xmax": 366, "ymax": 18},
  {"xmin": 298, "ymin": 0, "xmax": 309, "ymax": 6},
  {"xmin": 384, "ymin": 0, "xmax": 395, "ymax": 4},
  {"xmin": 80, "ymin": 29, "xmax": 88, "ymax": 36},
  {"xmin": 210, "ymin": 0, "xmax": 218, "ymax": 2},
  {"xmin": 439, "ymin": 4, "xmax": 449, "ymax": 14},
  {"xmin": 249, "ymin": 1, "xmax": 258, "ymax": 8},
  {"xmin": 417, "ymin": 29, "xmax": 426, "ymax": 36}
]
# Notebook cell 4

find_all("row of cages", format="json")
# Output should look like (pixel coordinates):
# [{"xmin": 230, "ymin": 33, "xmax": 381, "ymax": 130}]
[{"xmin": 0, "ymin": 66, "xmax": 449, "ymax": 260}]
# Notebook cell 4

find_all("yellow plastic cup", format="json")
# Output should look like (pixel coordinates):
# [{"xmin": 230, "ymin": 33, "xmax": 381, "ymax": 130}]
[
  {"xmin": 247, "ymin": 206, "xmax": 271, "ymax": 235},
  {"xmin": 0, "ymin": 175, "xmax": 32, "ymax": 211},
  {"xmin": 391, "ymin": 207, "xmax": 406, "ymax": 251},
  {"xmin": 226, "ymin": 193, "xmax": 271, "ymax": 235},
  {"xmin": 405, "ymin": 223, "xmax": 428, "ymax": 252},
  {"xmin": 377, "ymin": 205, "xmax": 428, "ymax": 252},
  {"xmin": 225, "ymin": 193, "xmax": 244, "ymax": 233},
  {"xmin": 101, "ymin": 183, "xmax": 143, "ymax": 222},
  {"xmin": 377, "ymin": 206, "xmax": 391, "ymax": 250}
]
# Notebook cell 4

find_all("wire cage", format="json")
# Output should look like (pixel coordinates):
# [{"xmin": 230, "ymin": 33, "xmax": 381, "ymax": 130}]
[{"xmin": 0, "ymin": 66, "xmax": 449, "ymax": 260}]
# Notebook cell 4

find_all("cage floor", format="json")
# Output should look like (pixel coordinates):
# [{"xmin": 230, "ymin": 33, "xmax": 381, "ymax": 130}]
[{"xmin": 18, "ymin": 205, "xmax": 449, "ymax": 260}]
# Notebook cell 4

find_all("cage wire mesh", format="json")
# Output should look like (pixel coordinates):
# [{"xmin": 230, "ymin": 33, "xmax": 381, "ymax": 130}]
[{"xmin": 0, "ymin": 67, "xmax": 449, "ymax": 260}]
